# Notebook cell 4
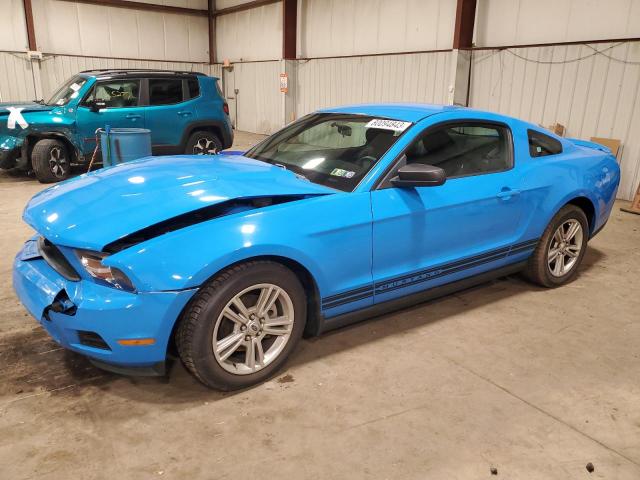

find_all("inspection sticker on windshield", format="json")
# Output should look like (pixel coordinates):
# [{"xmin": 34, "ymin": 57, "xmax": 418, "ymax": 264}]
[
  {"xmin": 330, "ymin": 168, "xmax": 355, "ymax": 178},
  {"xmin": 365, "ymin": 119, "xmax": 411, "ymax": 132}
]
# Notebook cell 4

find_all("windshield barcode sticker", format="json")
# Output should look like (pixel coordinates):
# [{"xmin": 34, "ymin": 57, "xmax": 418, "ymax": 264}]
[{"xmin": 365, "ymin": 119, "xmax": 412, "ymax": 132}]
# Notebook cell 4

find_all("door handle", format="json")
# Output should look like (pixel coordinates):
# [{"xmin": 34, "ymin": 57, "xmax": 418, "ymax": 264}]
[
  {"xmin": 125, "ymin": 114, "xmax": 141, "ymax": 120},
  {"xmin": 496, "ymin": 188, "xmax": 521, "ymax": 199},
  {"xmin": 177, "ymin": 111, "xmax": 193, "ymax": 117}
]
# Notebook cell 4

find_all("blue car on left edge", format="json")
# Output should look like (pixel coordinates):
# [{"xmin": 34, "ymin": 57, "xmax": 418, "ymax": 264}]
[{"xmin": 13, "ymin": 103, "xmax": 620, "ymax": 390}]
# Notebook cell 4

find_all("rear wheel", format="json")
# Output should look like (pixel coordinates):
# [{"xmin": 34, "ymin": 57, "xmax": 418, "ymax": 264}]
[
  {"xmin": 31, "ymin": 139, "xmax": 70, "ymax": 183},
  {"xmin": 176, "ymin": 261, "xmax": 306, "ymax": 390},
  {"xmin": 524, "ymin": 205, "xmax": 589, "ymax": 287},
  {"xmin": 185, "ymin": 131, "xmax": 222, "ymax": 155}
]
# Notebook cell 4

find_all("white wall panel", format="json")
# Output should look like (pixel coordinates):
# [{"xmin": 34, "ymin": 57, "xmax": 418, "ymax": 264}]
[
  {"xmin": 297, "ymin": 0, "xmax": 456, "ymax": 58},
  {"xmin": 216, "ymin": 0, "xmax": 257, "ymax": 8},
  {"xmin": 0, "ymin": 53, "xmax": 37, "ymax": 102},
  {"xmin": 469, "ymin": 42, "xmax": 640, "ymax": 200},
  {"xmin": 32, "ymin": 0, "xmax": 209, "ymax": 62},
  {"xmin": 295, "ymin": 51, "xmax": 453, "ymax": 117},
  {"xmin": 39, "ymin": 54, "xmax": 219, "ymax": 100},
  {"xmin": 475, "ymin": 0, "xmax": 640, "ymax": 47},
  {"xmin": 231, "ymin": 61, "xmax": 283, "ymax": 134},
  {"xmin": 128, "ymin": 0, "xmax": 207, "ymax": 8},
  {"xmin": 216, "ymin": 3, "xmax": 282, "ymax": 62},
  {"xmin": 0, "ymin": 0, "xmax": 29, "ymax": 52}
]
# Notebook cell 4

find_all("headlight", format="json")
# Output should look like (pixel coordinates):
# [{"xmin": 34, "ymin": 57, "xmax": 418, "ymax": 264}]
[{"xmin": 75, "ymin": 249, "xmax": 135, "ymax": 292}]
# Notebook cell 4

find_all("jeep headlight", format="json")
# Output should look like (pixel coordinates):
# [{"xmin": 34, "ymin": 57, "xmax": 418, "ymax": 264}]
[{"xmin": 75, "ymin": 249, "xmax": 135, "ymax": 292}]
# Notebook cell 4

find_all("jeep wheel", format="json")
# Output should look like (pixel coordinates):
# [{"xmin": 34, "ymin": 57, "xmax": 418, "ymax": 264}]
[
  {"xmin": 31, "ymin": 139, "xmax": 70, "ymax": 183},
  {"xmin": 186, "ymin": 131, "xmax": 222, "ymax": 155}
]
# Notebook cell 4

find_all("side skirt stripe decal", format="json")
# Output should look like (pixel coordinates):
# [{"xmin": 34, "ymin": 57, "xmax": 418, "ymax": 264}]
[{"xmin": 321, "ymin": 238, "xmax": 539, "ymax": 310}]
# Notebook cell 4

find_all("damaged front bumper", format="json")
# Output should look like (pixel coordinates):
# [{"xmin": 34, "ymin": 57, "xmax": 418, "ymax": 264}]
[
  {"xmin": 12, "ymin": 238, "xmax": 197, "ymax": 374},
  {"xmin": 0, "ymin": 135, "xmax": 23, "ymax": 169}
]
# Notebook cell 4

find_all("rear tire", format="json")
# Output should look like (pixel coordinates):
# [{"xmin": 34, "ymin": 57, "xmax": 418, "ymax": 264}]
[
  {"xmin": 185, "ymin": 131, "xmax": 222, "ymax": 155},
  {"xmin": 31, "ymin": 139, "xmax": 70, "ymax": 183},
  {"xmin": 176, "ymin": 261, "xmax": 306, "ymax": 390},
  {"xmin": 524, "ymin": 205, "xmax": 589, "ymax": 288}
]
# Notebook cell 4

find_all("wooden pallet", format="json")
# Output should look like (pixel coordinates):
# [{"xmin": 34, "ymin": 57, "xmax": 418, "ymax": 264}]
[{"xmin": 621, "ymin": 182, "xmax": 640, "ymax": 215}]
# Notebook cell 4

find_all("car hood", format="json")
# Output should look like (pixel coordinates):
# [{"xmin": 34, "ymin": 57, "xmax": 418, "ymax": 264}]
[
  {"xmin": 0, "ymin": 102, "xmax": 55, "ymax": 114},
  {"xmin": 24, "ymin": 154, "xmax": 335, "ymax": 251}
]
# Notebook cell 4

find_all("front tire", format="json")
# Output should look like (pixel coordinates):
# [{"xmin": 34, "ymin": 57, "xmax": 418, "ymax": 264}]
[
  {"xmin": 176, "ymin": 261, "xmax": 306, "ymax": 390},
  {"xmin": 185, "ymin": 131, "xmax": 222, "ymax": 155},
  {"xmin": 31, "ymin": 139, "xmax": 70, "ymax": 183},
  {"xmin": 524, "ymin": 205, "xmax": 589, "ymax": 287}
]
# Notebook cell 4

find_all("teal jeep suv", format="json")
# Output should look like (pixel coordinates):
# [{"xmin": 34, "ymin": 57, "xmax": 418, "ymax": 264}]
[{"xmin": 0, "ymin": 69, "xmax": 233, "ymax": 183}]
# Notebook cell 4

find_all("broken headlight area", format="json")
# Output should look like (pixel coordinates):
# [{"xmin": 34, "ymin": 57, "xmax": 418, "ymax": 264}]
[{"xmin": 74, "ymin": 249, "xmax": 135, "ymax": 292}]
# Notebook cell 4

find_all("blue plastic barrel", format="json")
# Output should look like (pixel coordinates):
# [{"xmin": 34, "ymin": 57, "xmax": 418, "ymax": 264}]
[{"xmin": 99, "ymin": 128, "xmax": 152, "ymax": 167}]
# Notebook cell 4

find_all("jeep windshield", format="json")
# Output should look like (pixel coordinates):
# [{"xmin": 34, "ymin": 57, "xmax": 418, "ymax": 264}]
[
  {"xmin": 245, "ymin": 113, "xmax": 411, "ymax": 192},
  {"xmin": 46, "ymin": 76, "xmax": 88, "ymax": 106}
]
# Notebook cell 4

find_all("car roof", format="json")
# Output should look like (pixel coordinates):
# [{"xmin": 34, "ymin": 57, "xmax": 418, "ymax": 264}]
[
  {"xmin": 318, "ymin": 103, "xmax": 462, "ymax": 122},
  {"xmin": 79, "ymin": 69, "xmax": 206, "ymax": 78}
]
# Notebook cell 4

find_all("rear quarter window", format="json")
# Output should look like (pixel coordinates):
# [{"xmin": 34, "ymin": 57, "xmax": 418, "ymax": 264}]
[
  {"xmin": 187, "ymin": 78, "xmax": 200, "ymax": 99},
  {"xmin": 528, "ymin": 129, "xmax": 563, "ymax": 157}
]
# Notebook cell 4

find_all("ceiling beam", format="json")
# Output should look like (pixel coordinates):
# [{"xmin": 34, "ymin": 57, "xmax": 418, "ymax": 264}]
[
  {"xmin": 57, "ymin": 0, "xmax": 208, "ymax": 17},
  {"xmin": 23, "ymin": 0, "xmax": 37, "ymax": 51},
  {"xmin": 213, "ymin": 0, "xmax": 280, "ymax": 17},
  {"xmin": 282, "ymin": 0, "xmax": 297, "ymax": 59},
  {"xmin": 453, "ymin": 0, "xmax": 477, "ymax": 49}
]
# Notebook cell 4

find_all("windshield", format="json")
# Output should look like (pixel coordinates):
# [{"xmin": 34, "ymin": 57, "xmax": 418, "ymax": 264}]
[
  {"xmin": 46, "ymin": 76, "xmax": 88, "ymax": 106},
  {"xmin": 245, "ymin": 113, "xmax": 411, "ymax": 191}
]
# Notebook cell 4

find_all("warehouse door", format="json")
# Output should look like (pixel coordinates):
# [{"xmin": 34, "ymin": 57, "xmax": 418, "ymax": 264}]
[{"xmin": 222, "ymin": 68, "xmax": 237, "ymax": 129}]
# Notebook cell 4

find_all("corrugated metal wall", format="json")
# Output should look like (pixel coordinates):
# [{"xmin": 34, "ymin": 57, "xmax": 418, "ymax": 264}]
[
  {"xmin": 295, "ymin": 52, "xmax": 453, "ymax": 117},
  {"xmin": 0, "ymin": 0, "xmax": 29, "ymax": 52},
  {"xmin": 475, "ymin": 0, "xmax": 640, "ymax": 47},
  {"xmin": 0, "ymin": 52, "xmax": 37, "ymax": 103},
  {"xmin": 32, "ymin": 0, "xmax": 209, "ymax": 62},
  {"xmin": 216, "ymin": 3, "xmax": 282, "ymax": 62},
  {"xmin": 230, "ymin": 61, "xmax": 282, "ymax": 134},
  {"xmin": 469, "ymin": 41, "xmax": 640, "ymax": 200},
  {"xmin": 39, "ymin": 54, "xmax": 220, "ymax": 99},
  {"xmin": 297, "ymin": 0, "xmax": 456, "ymax": 57}
]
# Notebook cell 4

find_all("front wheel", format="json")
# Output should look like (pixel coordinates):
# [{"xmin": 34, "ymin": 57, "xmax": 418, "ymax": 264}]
[
  {"xmin": 524, "ymin": 205, "xmax": 589, "ymax": 287},
  {"xmin": 176, "ymin": 261, "xmax": 306, "ymax": 390},
  {"xmin": 31, "ymin": 139, "xmax": 71, "ymax": 183}
]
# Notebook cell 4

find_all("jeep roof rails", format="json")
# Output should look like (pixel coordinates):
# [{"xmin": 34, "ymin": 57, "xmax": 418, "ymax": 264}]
[{"xmin": 80, "ymin": 69, "xmax": 206, "ymax": 76}]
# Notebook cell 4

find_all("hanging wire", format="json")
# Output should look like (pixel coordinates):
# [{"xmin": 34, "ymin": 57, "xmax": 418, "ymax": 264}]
[{"xmin": 503, "ymin": 42, "xmax": 640, "ymax": 65}]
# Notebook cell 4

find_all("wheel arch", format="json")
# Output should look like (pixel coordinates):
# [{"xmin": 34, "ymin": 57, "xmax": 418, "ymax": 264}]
[
  {"xmin": 26, "ymin": 132, "xmax": 83, "ymax": 166},
  {"xmin": 180, "ymin": 121, "xmax": 228, "ymax": 151},
  {"xmin": 167, "ymin": 254, "xmax": 323, "ymax": 357},
  {"xmin": 565, "ymin": 196, "xmax": 596, "ymax": 233}
]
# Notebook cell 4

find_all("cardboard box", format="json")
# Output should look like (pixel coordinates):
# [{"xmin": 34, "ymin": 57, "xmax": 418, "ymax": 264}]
[
  {"xmin": 547, "ymin": 123, "xmax": 565, "ymax": 137},
  {"xmin": 590, "ymin": 137, "xmax": 621, "ymax": 158}
]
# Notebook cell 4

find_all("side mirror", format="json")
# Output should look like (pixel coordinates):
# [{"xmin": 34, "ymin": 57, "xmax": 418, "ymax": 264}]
[
  {"xmin": 391, "ymin": 163, "xmax": 446, "ymax": 188},
  {"xmin": 89, "ymin": 100, "xmax": 107, "ymax": 112}
]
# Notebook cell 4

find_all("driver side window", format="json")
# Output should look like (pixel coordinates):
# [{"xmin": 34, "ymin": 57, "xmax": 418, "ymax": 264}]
[
  {"xmin": 82, "ymin": 80, "xmax": 140, "ymax": 109},
  {"xmin": 405, "ymin": 123, "xmax": 511, "ymax": 178}
]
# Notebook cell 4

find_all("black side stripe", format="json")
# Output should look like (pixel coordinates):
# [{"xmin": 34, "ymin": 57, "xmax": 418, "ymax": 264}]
[{"xmin": 321, "ymin": 238, "xmax": 539, "ymax": 310}]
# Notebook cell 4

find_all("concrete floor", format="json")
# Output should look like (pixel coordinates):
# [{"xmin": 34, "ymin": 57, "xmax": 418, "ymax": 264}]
[{"xmin": 1, "ymin": 131, "xmax": 639, "ymax": 479}]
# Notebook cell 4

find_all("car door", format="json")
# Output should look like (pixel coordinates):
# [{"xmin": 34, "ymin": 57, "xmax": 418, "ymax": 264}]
[
  {"xmin": 144, "ymin": 77, "xmax": 194, "ymax": 154},
  {"xmin": 75, "ymin": 78, "xmax": 144, "ymax": 156},
  {"xmin": 370, "ymin": 120, "xmax": 528, "ymax": 304}
]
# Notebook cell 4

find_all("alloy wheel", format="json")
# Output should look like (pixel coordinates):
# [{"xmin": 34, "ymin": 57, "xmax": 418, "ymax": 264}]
[
  {"xmin": 193, "ymin": 138, "xmax": 218, "ymax": 155},
  {"xmin": 212, "ymin": 283, "xmax": 294, "ymax": 375},
  {"xmin": 48, "ymin": 146, "xmax": 68, "ymax": 178},
  {"xmin": 547, "ymin": 219, "xmax": 583, "ymax": 277}
]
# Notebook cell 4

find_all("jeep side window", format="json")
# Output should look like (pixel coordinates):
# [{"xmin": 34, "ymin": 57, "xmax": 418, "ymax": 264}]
[
  {"xmin": 83, "ymin": 80, "xmax": 140, "ymax": 108},
  {"xmin": 149, "ymin": 78, "xmax": 184, "ymax": 106}
]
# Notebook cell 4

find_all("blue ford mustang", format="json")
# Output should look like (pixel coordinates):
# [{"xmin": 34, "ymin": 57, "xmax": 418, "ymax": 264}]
[{"xmin": 13, "ymin": 104, "xmax": 620, "ymax": 390}]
